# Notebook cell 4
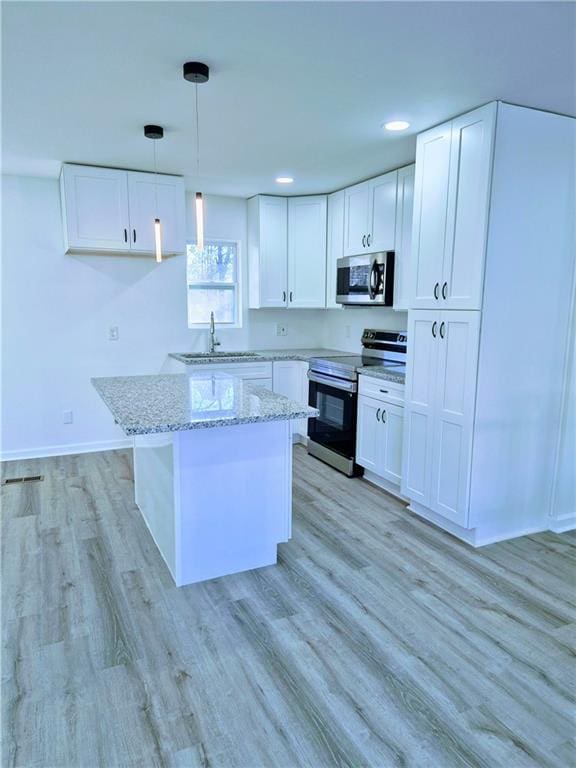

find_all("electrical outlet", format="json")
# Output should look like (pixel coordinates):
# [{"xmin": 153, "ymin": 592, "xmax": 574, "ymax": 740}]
[
  {"xmin": 275, "ymin": 323, "xmax": 287, "ymax": 337},
  {"xmin": 62, "ymin": 410, "xmax": 73, "ymax": 424},
  {"xmin": 108, "ymin": 326, "xmax": 119, "ymax": 341}
]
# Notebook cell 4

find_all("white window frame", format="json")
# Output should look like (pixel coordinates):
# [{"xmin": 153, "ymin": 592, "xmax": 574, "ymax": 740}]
[{"xmin": 187, "ymin": 238, "xmax": 242, "ymax": 329}]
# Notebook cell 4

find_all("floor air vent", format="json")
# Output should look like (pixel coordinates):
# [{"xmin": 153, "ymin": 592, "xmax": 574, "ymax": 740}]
[{"xmin": 2, "ymin": 475, "xmax": 44, "ymax": 485}]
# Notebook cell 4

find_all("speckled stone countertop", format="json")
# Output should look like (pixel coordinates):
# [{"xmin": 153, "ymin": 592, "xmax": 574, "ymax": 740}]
[
  {"xmin": 357, "ymin": 366, "xmax": 406, "ymax": 385},
  {"xmin": 169, "ymin": 348, "xmax": 350, "ymax": 365},
  {"xmin": 92, "ymin": 372, "xmax": 318, "ymax": 435}
]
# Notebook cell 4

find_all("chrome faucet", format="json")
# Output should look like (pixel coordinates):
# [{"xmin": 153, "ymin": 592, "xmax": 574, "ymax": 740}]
[{"xmin": 209, "ymin": 311, "xmax": 221, "ymax": 354}]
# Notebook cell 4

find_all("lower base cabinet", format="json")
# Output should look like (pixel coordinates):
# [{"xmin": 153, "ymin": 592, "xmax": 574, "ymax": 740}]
[
  {"xmin": 272, "ymin": 360, "xmax": 310, "ymax": 439},
  {"xmin": 356, "ymin": 377, "xmax": 404, "ymax": 488}
]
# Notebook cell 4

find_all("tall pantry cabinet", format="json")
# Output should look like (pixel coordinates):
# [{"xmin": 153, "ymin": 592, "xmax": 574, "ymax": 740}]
[{"xmin": 402, "ymin": 102, "xmax": 575, "ymax": 545}]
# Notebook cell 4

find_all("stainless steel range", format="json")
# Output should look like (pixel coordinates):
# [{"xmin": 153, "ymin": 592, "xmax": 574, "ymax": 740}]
[{"xmin": 307, "ymin": 329, "xmax": 407, "ymax": 476}]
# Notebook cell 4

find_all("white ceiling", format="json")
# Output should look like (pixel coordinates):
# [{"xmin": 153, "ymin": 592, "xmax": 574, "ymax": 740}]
[{"xmin": 2, "ymin": 1, "xmax": 575, "ymax": 197}]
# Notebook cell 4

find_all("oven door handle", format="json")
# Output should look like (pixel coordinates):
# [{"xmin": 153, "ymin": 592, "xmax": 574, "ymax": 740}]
[{"xmin": 307, "ymin": 370, "xmax": 357, "ymax": 393}]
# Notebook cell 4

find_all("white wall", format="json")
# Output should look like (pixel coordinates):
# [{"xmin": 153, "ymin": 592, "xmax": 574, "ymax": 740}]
[
  {"xmin": 322, "ymin": 307, "xmax": 408, "ymax": 352},
  {"xmin": 0, "ymin": 176, "xmax": 324, "ymax": 459}
]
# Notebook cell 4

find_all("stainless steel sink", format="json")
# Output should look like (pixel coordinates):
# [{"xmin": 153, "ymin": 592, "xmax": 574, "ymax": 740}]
[{"xmin": 177, "ymin": 352, "xmax": 263, "ymax": 360}]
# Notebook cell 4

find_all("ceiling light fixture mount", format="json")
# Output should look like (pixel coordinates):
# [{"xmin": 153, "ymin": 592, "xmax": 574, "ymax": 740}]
[
  {"xmin": 144, "ymin": 124, "xmax": 164, "ymax": 263},
  {"xmin": 183, "ymin": 61, "xmax": 210, "ymax": 251},
  {"xmin": 383, "ymin": 120, "xmax": 410, "ymax": 132},
  {"xmin": 183, "ymin": 62, "xmax": 210, "ymax": 84}
]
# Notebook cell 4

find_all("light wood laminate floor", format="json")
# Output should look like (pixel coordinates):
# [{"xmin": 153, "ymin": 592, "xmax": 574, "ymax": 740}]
[{"xmin": 2, "ymin": 447, "xmax": 575, "ymax": 768}]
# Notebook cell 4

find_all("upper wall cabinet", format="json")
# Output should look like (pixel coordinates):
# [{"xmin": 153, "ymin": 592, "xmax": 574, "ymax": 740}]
[
  {"xmin": 248, "ymin": 195, "xmax": 327, "ymax": 309},
  {"xmin": 60, "ymin": 164, "xmax": 186, "ymax": 256},
  {"xmin": 393, "ymin": 164, "xmax": 415, "ymax": 311},
  {"xmin": 343, "ymin": 170, "xmax": 398, "ymax": 257},
  {"xmin": 326, "ymin": 190, "xmax": 345, "ymax": 309},
  {"xmin": 410, "ymin": 103, "xmax": 497, "ymax": 309}
]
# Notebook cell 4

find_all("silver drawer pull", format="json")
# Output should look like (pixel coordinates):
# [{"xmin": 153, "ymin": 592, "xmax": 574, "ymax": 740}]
[{"xmin": 379, "ymin": 389, "xmax": 389, "ymax": 393}]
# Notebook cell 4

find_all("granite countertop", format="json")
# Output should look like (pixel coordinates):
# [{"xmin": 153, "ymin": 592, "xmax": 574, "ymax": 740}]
[
  {"xmin": 357, "ymin": 366, "xmax": 406, "ymax": 385},
  {"xmin": 169, "ymin": 348, "xmax": 350, "ymax": 365},
  {"xmin": 92, "ymin": 372, "xmax": 318, "ymax": 435}
]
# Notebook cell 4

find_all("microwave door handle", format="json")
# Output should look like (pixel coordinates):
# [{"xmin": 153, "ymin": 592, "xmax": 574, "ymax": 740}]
[{"xmin": 368, "ymin": 259, "xmax": 378, "ymax": 300}]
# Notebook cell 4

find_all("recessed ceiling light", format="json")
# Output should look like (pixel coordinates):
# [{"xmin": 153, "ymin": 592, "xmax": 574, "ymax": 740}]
[
  {"xmin": 383, "ymin": 120, "xmax": 410, "ymax": 132},
  {"xmin": 276, "ymin": 176, "xmax": 294, "ymax": 184}
]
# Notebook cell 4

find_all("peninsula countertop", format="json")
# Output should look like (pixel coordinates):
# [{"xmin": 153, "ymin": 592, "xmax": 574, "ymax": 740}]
[
  {"xmin": 169, "ymin": 348, "xmax": 350, "ymax": 365},
  {"xmin": 92, "ymin": 372, "xmax": 318, "ymax": 435}
]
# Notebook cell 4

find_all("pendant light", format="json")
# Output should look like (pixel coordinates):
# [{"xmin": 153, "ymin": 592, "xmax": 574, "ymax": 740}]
[
  {"xmin": 183, "ymin": 62, "xmax": 210, "ymax": 251},
  {"xmin": 144, "ymin": 124, "xmax": 164, "ymax": 263}
]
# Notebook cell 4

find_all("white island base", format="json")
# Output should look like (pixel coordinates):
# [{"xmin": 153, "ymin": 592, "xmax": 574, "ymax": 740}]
[{"xmin": 133, "ymin": 420, "xmax": 292, "ymax": 586}]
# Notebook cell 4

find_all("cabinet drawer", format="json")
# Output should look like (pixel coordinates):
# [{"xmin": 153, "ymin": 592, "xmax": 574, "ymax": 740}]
[{"xmin": 359, "ymin": 375, "xmax": 404, "ymax": 405}]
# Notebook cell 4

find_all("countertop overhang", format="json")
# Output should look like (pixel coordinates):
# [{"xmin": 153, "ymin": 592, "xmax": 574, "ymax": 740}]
[{"xmin": 92, "ymin": 372, "xmax": 318, "ymax": 436}]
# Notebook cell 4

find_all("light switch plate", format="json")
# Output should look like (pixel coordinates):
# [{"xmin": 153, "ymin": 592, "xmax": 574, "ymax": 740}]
[{"xmin": 109, "ymin": 326, "xmax": 119, "ymax": 341}]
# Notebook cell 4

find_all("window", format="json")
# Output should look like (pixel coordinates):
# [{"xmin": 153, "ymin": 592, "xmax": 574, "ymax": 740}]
[{"xmin": 187, "ymin": 240, "xmax": 241, "ymax": 327}]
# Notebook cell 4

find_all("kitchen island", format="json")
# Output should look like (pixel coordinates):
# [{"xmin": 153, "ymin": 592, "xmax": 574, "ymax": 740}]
[{"xmin": 92, "ymin": 372, "xmax": 318, "ymax": 586}]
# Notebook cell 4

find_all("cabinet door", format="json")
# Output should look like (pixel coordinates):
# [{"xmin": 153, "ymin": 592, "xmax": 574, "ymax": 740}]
[
  {"xmin": 343, "ymin": 181, "xmax": 370, "ymax": 256},
  {"xmin": 410, "ymin": 123, "xmax": 452, "ymax": 308},
  {"xmin": 258, "ymin": 197, "xmax": 288, "ymax": 308},
  {"xmin": 393, "ymin": 165, "xmax": 415, "ymax": 310},
  {"xmin": 380, "ymin": 403, "xmax": 404, "ymax": 485},
  {"xmin": 128, "ymin": 172, "xmax": 186, "ymax": 254},
  {"xmin": 442, "ymin": 104, "xmax": 496, "ymax": 310},
  {"xmin": 369, "ymin": 170, "xmax": 397, "ymax": 252},
  {"xmin": 273, "ymin": 360, "xmax": 309, "ymax": 436},
  {"xmin": 401, "ymin": 310, "xmax": 440, "ymax": 506},
  {"xmin": 288, "ymin": 196, "xmax": 327, "ymax": 308},
  {"xmin": 326, "ymin": 191, "xmax": 344, "ymax": 309},
  {"xmin": 429, "ymin": 311, "xmax": 480, "ymax": 526},
  {"xmin": 61, "ymin": 165, "xmax": 130, "ymax": 252},
  {"xmin": 356, "ymin": 395, "xmax": 383, "ymax": 472}
]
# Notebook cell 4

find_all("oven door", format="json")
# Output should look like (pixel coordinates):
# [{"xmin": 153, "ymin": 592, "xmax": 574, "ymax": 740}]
[{"xmin": 307, "ymin": 371, "xmax": 358, "ymax": 470}]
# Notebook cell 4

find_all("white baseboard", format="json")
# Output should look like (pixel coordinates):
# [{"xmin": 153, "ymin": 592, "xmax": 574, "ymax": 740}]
[
  {"xmin": 0, "ymin": 438, "xmax": 132, "ymax": 462},
  {"xmin": 548, "ymin": 517, "xmax": 576, "ymax": 533},
  {"xmin": 362, "ymin": 470, "xmax": 408, "ymax": 503}
]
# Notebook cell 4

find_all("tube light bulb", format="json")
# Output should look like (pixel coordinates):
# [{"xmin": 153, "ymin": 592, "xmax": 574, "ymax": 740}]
[
  {"xmin": 195, "ymin": 192, "xmax": 204, "ymax": 251},
  {"xmin": 154, "ymin": 218, "xmax": 162, "ymax": 263}
]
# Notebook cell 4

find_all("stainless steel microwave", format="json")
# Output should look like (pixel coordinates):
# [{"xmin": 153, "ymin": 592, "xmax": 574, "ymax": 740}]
[{"xmin": 336, "ymin": 252, "xmax": 395, "ymax": 306}]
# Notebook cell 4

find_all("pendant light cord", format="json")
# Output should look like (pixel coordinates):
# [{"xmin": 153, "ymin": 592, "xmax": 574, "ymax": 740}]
[
  {"xmin": 195, "ymin": 82, "xmax": 200, "ymax": 178},
  {"xmin": 153, "ymin": 138, "xmax": 159, "ymax": 216}
]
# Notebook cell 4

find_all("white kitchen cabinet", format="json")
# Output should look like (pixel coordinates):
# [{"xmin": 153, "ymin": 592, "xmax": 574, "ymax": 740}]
[
  {"xmin": 61, "ymin": 165, "xmax": 131, "ymax": 252},
  {"xmin": 60, "ymin": 163, "xmax": 186, "ymax": 256},
  {"xmin": 127, "ymin": 172, "xmax": 186, "ymax": 254},
  {"xmin": 402, "ymin": 310, "xmax": 480, "ymax": 526},
  {"xmin": 326, "ymin": 190, "xmax": 344, "ymax": 309},
  {"xmin": 288, "ymin": 196, "xmax": 327, "ymax": 308},
  {"xmin": 273, "ymin": 360, "xmax": 310, "ymax": 439},
  {"xmin": 369, "ymin": 170, "xmax": 397, "ymax": 253},
  {"xmin": 248, "ymin": 196, "xmax": 288, "ymax": 308},
  {"xmin": 343, "ymin": 171, "xmax": 398, "ymax": 257},
  {"xmin": 409, "ymin": 103, "xmax": 496, "ymax": 310},
  {"xmin": 393, "ymin": 164, "xmax": 415, "ymax": 311},
  {"xmin": 248, "ymin": 195, "xmax": 327, "ymax": 309},
  {"xmin": 357, "ymin": 376, "xmax": 405, "ymax": 490}
]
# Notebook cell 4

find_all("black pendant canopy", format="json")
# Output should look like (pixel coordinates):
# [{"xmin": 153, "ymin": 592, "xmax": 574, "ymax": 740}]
[
  {"xmin": 144, "ymin": 125, "xmax": 164, "ymax": 140},
  {"xmin": 183, "ymin": 62, "xmax": 210, "ymax": 83}
]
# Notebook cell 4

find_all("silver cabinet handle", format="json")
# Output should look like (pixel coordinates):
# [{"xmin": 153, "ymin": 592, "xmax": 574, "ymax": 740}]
[
  {"xmin": 379, "ymin": 389, "xmax": 389, "ymax": 394},
  {"xmin": 367, "ymin": 234, "xmax": 371, "ymax": 247},
  {"xmin": 442, "ymin": 282, "xmax": 447, "ymax": 300},
  {"xmin": 124, "ymin": 228, "xmax": 128, "ymax": 243},
  {"xmin": 439, "ymin": 321, "xmax": 446, "ymax": 339},
  {"xmin": 434, "ymin": 282, "xmax": 440, "ymax": 300},
  {"xmin": 362, "ymin": 235, "xmax": 366, "ymax": 248},
  {"xmin": 133, "ymin": 229, "xmax": 137, "ymax": 243},
  {"xmin": 382, "ymin": 409, "xmax": 386, "ymax": 424},
  {"xmin": 432, "ymin": 321, "xmax": 438, "ymax": 338},
  {"xmin": 376, "ymin": 408, "xmax": 381, "ymax": 422},
  {"xmin": 289, "ymin": 291, "xmax": 293, "ymax": 302},
  {"xmin": 282, "ymin": 291, "xmax": 286, "ymax": 302}
]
